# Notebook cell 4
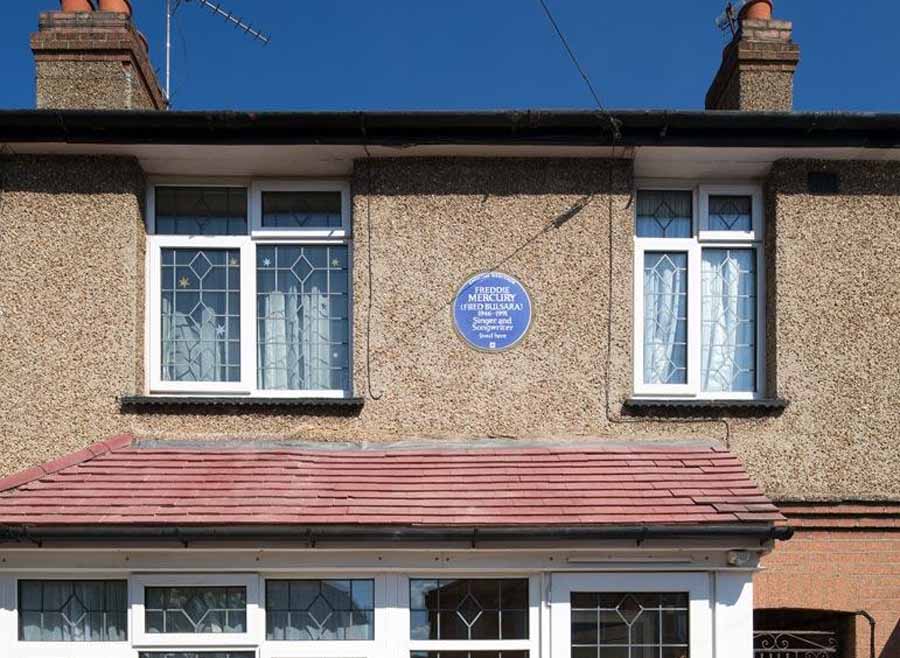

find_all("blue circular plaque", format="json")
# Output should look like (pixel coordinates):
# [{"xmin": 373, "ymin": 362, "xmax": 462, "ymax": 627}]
[{"xmin": 453, "ymin": 271, "xmax": 532, "ymax": 352}]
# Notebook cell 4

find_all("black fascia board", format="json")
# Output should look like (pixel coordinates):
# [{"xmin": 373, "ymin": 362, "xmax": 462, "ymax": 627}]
[
  {"xmin": 0, "ymin": 109, "xmax": 899, "ymax": 148},
  {"xmin": 0, "ymin": 523, "xmax": 794, "ymax": 545}
]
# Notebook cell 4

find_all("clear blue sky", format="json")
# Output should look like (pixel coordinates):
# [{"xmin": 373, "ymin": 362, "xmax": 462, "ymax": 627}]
[{"xmin": 3, "ymin": 1, "xmax": 899, "ymax": 111}]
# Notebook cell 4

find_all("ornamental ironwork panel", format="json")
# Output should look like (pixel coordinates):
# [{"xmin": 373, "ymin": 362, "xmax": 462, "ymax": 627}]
[{"xmin": 753, "ymin": 630, "xmax": 839, "ymax": 658}]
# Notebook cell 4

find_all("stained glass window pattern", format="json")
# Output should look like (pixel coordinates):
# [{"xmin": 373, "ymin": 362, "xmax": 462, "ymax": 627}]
[
  {"xmin": 18, "ymin": 580, "xmax": 127, "ymax": 642},
  {"xmin": 161, "ymin": 248, "xmax": 241, "ymax": 383},
  {"xmin": 707, "ymin": 195, "xmax": 752, "ymax": 232},
  {"xmin": 643, "ymin": 252, "xmax": 688, "ymax": 385},
  {"xmin": 139, "ymin": 653, "xmax": 255, "ymax": 658},
  {"xmin": 155, "ymin": 187, "xmax": 248, "ymax": 235},
  {"xmin": 262, "ymin": 191, "xmax": 343, "ymax": 229},
  {"xmin": 266, "ymin": 579, "xmax": 374, "ymax": 641},
  {"xmin": 571, "ymin": 592, "xmax": 689, "ymax": 658},
  {"xmin": 636, "ymin": 191, "xmax": 692, "ymax": 238},
  {"xmin": 410, "ymin": 578, "xmax": 528, "ymax": 641},
  {"xmin": 409, "ymin": 649, "xmax": 529, "ymax": 658},
  {"xmin": 701, "ymin": 249, "xmax": 757, "ymax": 393},
  {"xmin": 256, "ymin": 244, "xmax": 350, "ymax": 391},
  {"xmin": 145, "ymin": 586, "xmax": 247, "ymax": 634}
]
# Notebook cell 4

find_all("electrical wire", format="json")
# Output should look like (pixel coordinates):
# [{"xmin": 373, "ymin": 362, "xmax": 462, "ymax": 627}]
[
  {"xmin": 359, "ymin": 2, "xmax": 731, "ymax": 448},
  {"xmin": 536, "ymin": 0, "xmax": 621, "ymax": 140}
]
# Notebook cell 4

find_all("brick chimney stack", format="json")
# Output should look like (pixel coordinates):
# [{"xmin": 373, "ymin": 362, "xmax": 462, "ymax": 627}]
[
  {"xmin": 705, "ymin": 0, "xmax": 800, "ymax": 111},
  {"xmin": 31, "ymin": 2, "xmax": 166, "ymax": 110}
]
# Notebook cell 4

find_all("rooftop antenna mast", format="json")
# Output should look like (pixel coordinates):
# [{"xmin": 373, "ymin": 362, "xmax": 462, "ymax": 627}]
[
  {"xmin": 715, "ymin": 0, "xmax": 748, "ymax": 37},
  {"xmin": 165, "ymin": 0, "xmax": 271, "ymax": 104}
]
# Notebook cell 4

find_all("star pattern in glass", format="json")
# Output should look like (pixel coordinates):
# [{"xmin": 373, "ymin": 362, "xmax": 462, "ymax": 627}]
[{"xmin": 160, "ymin": 248, "xmax": 241, "ymax": 383}]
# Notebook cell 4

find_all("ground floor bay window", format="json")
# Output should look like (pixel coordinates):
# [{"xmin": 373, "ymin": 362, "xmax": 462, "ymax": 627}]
[
  {"xmin": 0, "ymin": 440, "xmax": 784, "ymax": 658},
  {"xmin": 0, "ymin": 563, "xmax": 757, "ymax": 658}
]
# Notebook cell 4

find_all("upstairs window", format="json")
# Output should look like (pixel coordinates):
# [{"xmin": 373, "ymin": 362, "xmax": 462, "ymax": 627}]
[
  {"xmin": 633, "ymin": 184, "xmax": 764, "ymax": 399},
  {"xmin": 147, "ymin": 180, "xmax": 352, "ymax": 398}
]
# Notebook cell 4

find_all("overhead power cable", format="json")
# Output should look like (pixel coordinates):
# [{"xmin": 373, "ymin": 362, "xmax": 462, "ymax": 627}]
[{"xmin": 536, "ymin": 0, "xmax": 621, "ymax": 140}]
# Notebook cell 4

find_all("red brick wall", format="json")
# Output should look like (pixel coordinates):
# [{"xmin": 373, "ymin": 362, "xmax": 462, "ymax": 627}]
[{"xmin": 756, "ymin": 504, "xmax": 900, "ymax": 658}]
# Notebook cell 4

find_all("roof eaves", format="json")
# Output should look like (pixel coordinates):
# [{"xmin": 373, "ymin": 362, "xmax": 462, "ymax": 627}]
[
  {"xmin": 0, "ymin": 433, "xmax": 133, "ymax": 493},
  {"xmin": 0, "ymin": 522, "xmax": 794, "ymax": 544},
  {"xmin": 1, "ymin": 109, "xmax": 900, "ymax": 148}
]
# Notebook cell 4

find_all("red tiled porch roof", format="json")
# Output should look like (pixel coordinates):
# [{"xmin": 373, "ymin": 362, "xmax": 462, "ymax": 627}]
[{"xmin": 0, "ymin": 434, "xmax": 783, "ymax": 527}]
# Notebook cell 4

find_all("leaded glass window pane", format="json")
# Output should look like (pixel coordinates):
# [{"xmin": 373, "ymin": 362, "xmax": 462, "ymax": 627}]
[
  {"xmin": 636, "ymin": 191, "xmax": 692, "ymax": 238},
  {"xmin": 161, "ymin": 248, "xmax": 241, "ymax": 383},
  {"xmin": 411, "ymin": 653, "xmax": 529, "ymax": 658},
  {"xmin": 266, "ymin": 579, "xmax": 374, "ymax": 641},
  {"xmin": 707, "ymin": 195, "xmax": 752, "ymax": 232},
  {"xmin": 262, "ymin": 191, "xmax": 343, "ymax": 229},
  {"xmin": 18, "ymin": 580, "xmax": 127, "ymax": 642},
  {"xmin": 701, "ymin": 248, "xmax": 757, "ymax": 393},
  {"xmin": 571, "ymin": 593, "xmax": 689, "ymax": 658},
  {"xmin": 155, "ymin": 187, "xmax": 248, "ymax": 235},
  {"xmin": 256, "ymin": 244, "xmax": 350, "ymax": 391},
  {"xmin": 140, "ymin": 653, "xmax": 255, "ymax": 658},
  {"xmin": 145, "ymin": 586, "xmax": 246, "ymax": 634},
  {"xmin": 409, "ymin": 578, "xmax": 528, "ymax": 641},
  {"xmin": 643, "ymin": 252, "xmax": 688, "ymax": 385}
]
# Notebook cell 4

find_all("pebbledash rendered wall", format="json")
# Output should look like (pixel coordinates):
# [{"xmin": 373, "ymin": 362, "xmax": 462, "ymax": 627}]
[{"xmin": 0, "ymin": 155, "xmax": 898, "ymax": 502}]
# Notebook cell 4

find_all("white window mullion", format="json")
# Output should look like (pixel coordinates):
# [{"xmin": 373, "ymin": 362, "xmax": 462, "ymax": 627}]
[
  {"xmin": 688, "ymin": 241, "xmax": 703, "ymax": 396},
  {"xmin": 241, "ymin": 240, "xmax": 257, "ymax": 394}
]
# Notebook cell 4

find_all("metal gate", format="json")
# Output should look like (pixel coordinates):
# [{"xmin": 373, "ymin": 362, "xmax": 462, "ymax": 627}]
[{"xmin": 753, "ymin": 630, "xmax": 840, "ymax": 657}]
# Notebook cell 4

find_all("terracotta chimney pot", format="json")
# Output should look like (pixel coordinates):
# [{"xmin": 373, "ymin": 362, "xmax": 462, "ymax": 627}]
[
  {"xmin": 60, "ymin": 0, "xmax": 95, "ymax": 11},
  {"xmin": 740, "ymin": 0, "xmax": 773, "ymax": 21},
  {"xmin": 97, "ymin": 0, "xmax": 132, "ymax": 15}
]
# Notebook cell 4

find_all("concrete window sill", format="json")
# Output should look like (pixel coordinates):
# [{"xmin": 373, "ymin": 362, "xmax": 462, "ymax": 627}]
[
  {"xmin": 119, "ymin": 395, "xmax": 365, "ymax": 414},
  {"xmin": 623, "ymin": 398, "xmax": 788, "ymax": 417}
]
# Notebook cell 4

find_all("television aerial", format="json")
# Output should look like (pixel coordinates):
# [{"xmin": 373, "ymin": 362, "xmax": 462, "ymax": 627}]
[
  {"xmin": 715, "ymin": 1, "xmax": 749, "ymax": 37},
  {"xmin": 165, "ymin": 0, "xmax": 271, "ymax": 104}
]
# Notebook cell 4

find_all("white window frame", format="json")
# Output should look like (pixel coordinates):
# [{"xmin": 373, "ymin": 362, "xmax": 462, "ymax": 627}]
[
  {"xmin": 130, "ymin": 573, "xmax": 261, "ymax": 649},
  {"xmin": 699, "ymin": 184, "xmax": 763, "ymax": 242},
  {"xmin": 633, "ymin": 181, "xmax": 766, "ymax": 401},
  {"xmin": 6, "ymin": 574, "xmax": 133, "ymax": 658},
  {"xmin": 549, "ymin": 572, "xmax": 713, "ymax": 658},
  {"xmin": 396, "ymin": 574, "xmax": 541, "ymax": 658},
  {"xmin": 259, "ymin": 574, "xmax": 387, "ymax": 658},
  {"xmin": 250, "ymin": 180, "xmax": 351, "ymax": 240},
  {"xmin": 145, "ymin": 179, "xmax": 353, "ymax": 399},
  {"xmin": 1, "ymin": 568, "xmax": 750, "ymax": 658}
]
